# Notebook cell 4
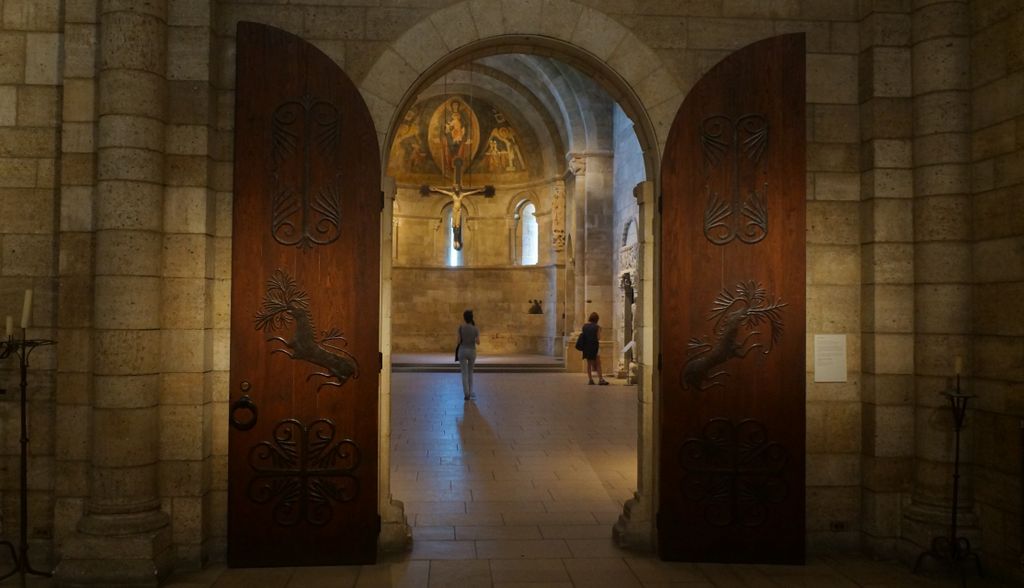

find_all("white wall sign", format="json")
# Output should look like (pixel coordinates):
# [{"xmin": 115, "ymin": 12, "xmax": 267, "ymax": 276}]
[{"xmin": 814, "ymin": 334, "xmax": 847, "ymax": 383}]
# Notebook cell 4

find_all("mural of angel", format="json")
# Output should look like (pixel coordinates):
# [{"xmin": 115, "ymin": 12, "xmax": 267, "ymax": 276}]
[
  {"xmin": 484, "ymin": 125, "xmax": 525, "ymax": 172},
  {"xmin": 391, "ymin": 106, "xmax": 429, "ymax": 172}
]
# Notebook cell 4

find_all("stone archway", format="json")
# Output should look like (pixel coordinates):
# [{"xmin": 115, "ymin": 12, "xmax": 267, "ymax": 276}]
[{"xmin": 363, "ymin": 0, "xmax": 679, "ymax": 551}]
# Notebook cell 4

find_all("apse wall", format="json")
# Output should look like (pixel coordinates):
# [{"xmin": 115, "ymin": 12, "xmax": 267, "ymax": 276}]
[
  {"xmin": 391, "ymin": 265, "xmax": 558, "ymax": 354},
  {"xmin": 390, "ymin": 177, "xmax": 562, "ymax": 355}
]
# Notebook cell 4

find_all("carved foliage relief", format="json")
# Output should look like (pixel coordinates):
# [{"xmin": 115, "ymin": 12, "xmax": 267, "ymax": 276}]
[
  {"xmin": 271, "ymin": 95, "xmax": 344, "ymax": 250},
  {"xmin": 700, "ymin": 114, "xmax": 769, "ymax": 245},
  {"xmin": 551, "ymin": 180, "xmax": 565, "ymax": 251}
]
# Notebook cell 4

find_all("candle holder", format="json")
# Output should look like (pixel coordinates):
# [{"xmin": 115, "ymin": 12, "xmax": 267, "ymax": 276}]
[
  {"xmin": 912, "ymin": 373, "xmax": 984, "ymax": 587},
  {"xmin": 0, "ymin": 330, "xmax": 55, "ymax": 582}
]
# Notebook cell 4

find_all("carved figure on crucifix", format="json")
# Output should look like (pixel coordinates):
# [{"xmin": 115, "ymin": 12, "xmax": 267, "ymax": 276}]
[{"xmin": 420, "ymin": 159, "xmax": 494, "ymax": 250}]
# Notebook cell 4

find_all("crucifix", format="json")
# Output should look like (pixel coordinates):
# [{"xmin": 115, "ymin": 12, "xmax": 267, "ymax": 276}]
[{"xmin": 420, "ymin": 158, "xmax": 494, "ymax": 250}]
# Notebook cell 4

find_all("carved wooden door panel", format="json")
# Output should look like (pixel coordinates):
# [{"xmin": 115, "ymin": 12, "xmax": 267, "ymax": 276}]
[
  {"xmin": 659, "ymin": 34, "xmax": 806, "ymax": 564},
  {"xmin": 228, "ymin": 22, "xmax": 380, "ymax": 567}
]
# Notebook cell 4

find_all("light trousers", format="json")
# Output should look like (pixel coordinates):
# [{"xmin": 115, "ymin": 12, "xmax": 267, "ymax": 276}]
[{"xmin": 459, "ymin": 348, "xmax": 477, "ymax": 398}]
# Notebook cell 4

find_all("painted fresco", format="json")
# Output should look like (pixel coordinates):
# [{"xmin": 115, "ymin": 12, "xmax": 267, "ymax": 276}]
[{"xmin": 388, "ymin": 95, "xmax": 534, "ymax": 183}]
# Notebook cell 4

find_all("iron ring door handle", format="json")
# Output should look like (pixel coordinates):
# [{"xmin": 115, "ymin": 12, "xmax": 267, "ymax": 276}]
[{"xmin": 230, "ymin": 381, "xmax": 258, "ymax": 431}]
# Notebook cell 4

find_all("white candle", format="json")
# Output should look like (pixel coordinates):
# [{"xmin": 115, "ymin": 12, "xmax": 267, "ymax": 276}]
[
  {"xmin": 954, "ymin": 356, "xmax": 963, "ymax": 376},
  {"xmin": 4, "ymin": 315, "xmax": 11, "ymax": 337},
  {"xmin": 20, "ymin": 289, "xmax": 32, "ymax": 329}
]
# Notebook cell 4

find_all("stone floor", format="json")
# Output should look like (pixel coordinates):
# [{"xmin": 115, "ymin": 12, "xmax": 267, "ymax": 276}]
[{"xmin": 3, "ymin": 372, "xmax": 1011, "ymax": 587}]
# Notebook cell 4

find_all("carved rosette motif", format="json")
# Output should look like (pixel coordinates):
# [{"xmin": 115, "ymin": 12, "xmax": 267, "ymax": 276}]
[
  {"xmin": 679, "ymin": 418, "xmax": 788, "ymax": 527},
  {"xmin": 247, "ymin": 418, "xmax": 361, "ymax": 526},
  {"xmin": 681, "ymin": 281, "xmax": 785, "ymax": 391},
  {"xmin": 700, "ymin": 114, "xmax": 769, "ymax": 245},
  {"xmin": 270, "ymin": 95, "xmax": 343, "ymax": 250}
]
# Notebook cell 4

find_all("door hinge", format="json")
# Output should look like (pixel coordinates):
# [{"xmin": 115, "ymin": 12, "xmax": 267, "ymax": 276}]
[
  {"xmin": 658, "ymin": 193, "xmax": 663, "ymax": 214},
  {"xmin": 380, "ymin": 190, "xmax": 385, "ymax": 211},
  {"xmin": 378, "ymin": 351, "xmax": 383, "ymax": 372},
  {"xmin": 377, "ymin": 514, "xmax": 382, "ymax": 535}
]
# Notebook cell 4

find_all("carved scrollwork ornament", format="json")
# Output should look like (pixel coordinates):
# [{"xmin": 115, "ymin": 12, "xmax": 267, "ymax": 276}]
[
  {"xmin": 270, "ymin": 94, "xmax": 344, "ymax": 250},
  {"xmin": 679, "ymin": 418, "xmax": 788, "ymax": 527},
  {"xmin": 699, "ymin": 114, "xmax": 769, "ymax": 245},
  {"xmin": 247, "ymin": 418, "xmax": 361, "ymax": 526}
]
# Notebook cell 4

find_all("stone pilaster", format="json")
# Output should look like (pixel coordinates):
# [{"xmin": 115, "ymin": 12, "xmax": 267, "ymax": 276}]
[
  {"xmin": 613, "ymin": 180, "xmax": 655, "ymax": 549},
  {"xmin": 54, "ymin": 0, "xmax": 171, "ymax": 584},
  {"xmin": 902, "ymin": 0, "xmax": 976, "ymax": 559},
  {"xmin": 567, "ymin": 155, "xmax": 586, "ymax": 331},
  {"xmin": 858, "ymin": 0, "xmax": 916, "ymax": 557},
  {"xmin": 378, "ymin": 176, "xmax": 411, "ymax": 552},
  {"xmin": 581, "ymin": 152, "xmax": 615, "ymax": 339}
]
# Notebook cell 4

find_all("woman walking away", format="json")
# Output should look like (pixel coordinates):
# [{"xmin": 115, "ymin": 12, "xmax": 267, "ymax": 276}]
[
  {"xmin": 457, "ymin": 309, "xmax": 480, "ymax": 400},
  {"xmin": 581, "ymin": 312, "xmax": 608, "ymax": 385}
]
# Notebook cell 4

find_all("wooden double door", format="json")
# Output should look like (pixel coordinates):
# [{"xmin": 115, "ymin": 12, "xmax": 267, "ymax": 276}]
[
  {"xmin": 228, "ymin": 22, "xmax": 380, "ymax": 567},
  {"xmin": 226, "ymin": 24, "xmax": 806, "ymax": 568}
]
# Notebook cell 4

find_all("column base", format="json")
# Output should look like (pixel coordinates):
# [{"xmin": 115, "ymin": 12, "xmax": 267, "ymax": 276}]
[
  {"xmin": 612, "ymin": 491, "xmax": 654, "ymax": 551},
  {"xmin": 54, "ymin": 511, "xmax": 171, "ymax": 587},
  {"xmin": 378, "ymin": 497, "xmax": 411, "ymax": 553}
]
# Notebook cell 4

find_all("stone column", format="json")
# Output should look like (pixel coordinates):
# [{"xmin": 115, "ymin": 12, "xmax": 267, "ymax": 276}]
[
  {"xmin": 551, "ymin": 180, "xmax": 568, "ymax": 354},
  {"xmin": 55, "ymin": 0, "xmax": 171, "ymax": 584},
  {"xmin": 902, "ymin": 0, "xmax": 975, "ymax": 558}
]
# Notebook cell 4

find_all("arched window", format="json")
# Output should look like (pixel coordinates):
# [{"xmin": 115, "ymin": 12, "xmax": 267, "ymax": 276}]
[
  {"xmin": 515, "ymin": 200, "xmax": 538, "ymax": 265},
  {"xmin": 443, "ymin": 204, "xmax": 463, "ymax": 267}
]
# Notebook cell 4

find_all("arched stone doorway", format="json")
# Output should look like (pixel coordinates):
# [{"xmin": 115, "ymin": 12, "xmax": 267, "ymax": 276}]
[{"xmin": 363, "ymin": 2, "xmax": 678, "ymax": 550}]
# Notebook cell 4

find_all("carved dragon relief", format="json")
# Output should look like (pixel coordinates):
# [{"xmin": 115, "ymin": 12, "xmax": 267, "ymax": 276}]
[
  {"xmin": 699, "ymin": 114, "xmax": 769, "ymax": 245},
  {"xmin": 254, "ymin": 269, "xmax": 358, "ymax": 391},
  {"xmin": 270, "ymin": 95, "xmax": 344, "ymax": 250},
  {"xmin": 681, "ymin": 281, "xmax": 786, "ymax": 391}
]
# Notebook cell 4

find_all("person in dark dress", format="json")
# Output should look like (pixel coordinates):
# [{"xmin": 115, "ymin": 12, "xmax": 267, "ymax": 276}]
[{"xmin": 581, "ymin": 312, "xmax": 608, "ymax": 385}]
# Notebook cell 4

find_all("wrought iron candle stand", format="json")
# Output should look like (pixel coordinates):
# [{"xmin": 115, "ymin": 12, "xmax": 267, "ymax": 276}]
[
  {"xmin": 912, "ymin": 374, "xmax": 984, "ymax": 587},
  {"xmin": 0, "ymin": 331, "xmax": 55, "ymax": 582}
]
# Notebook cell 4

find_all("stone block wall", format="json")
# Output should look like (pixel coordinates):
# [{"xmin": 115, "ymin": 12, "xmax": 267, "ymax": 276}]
[
  {"xmin": 0, "ymin": 0, "xmax": 62, "ymax": 565},
  {"xmin": 391, "ymin": 265, "xmax": 557, "ymax": 354},
  {"xmin": 858, "ymin": 0, "xmax": 915, "ymax": 558},
  {"xmin": 969, "ymin": 0, "xmax": 1024, "ymax": 581},
  {"xmin": 161, "ymin": 0, "xmax": 222, "ymax": 569}
]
